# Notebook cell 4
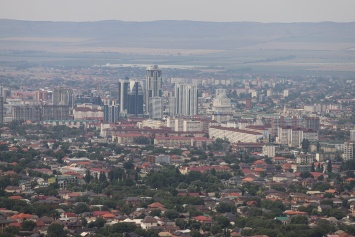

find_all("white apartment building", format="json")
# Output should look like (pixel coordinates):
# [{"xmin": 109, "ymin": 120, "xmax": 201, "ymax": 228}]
[
  {"xmin": 277, "ymin": 127, "xmax": 318, "ymax": 148},
  {"xmin": 73, "ymin": 104, "xmax": 103, "ymax": 120},
  {"xmin": 296, "ymin": 154, "xmax": 313, "ymax": 164},
  {"xmin": 183, "ymin": 120, "xmax": 202, "ymax": 132},
  {"xmin": 344, "ymin": 141, "xmax": 355, "ymax": 161},
  {"xmin": 262, "ymin": 144, "xmax": 276, "ymax": 158},
  {"xmin": 139, "ymin": 119, "xmax": 165, "ymax": 129}
]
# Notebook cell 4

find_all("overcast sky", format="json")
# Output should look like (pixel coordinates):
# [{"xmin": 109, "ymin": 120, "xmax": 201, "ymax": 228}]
[{"xmin": 0, "ymin": 0, "xmax": 354, "ymax": 23}]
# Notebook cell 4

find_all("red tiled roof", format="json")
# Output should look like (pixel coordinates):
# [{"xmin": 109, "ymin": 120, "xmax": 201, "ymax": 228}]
[
  {"xmin": 11, "ymin": 213, "xmax": 32, "ymax": 220},
  {"xmin": 194, "ymin": 216, "xmax": 212, "ymax": 222},
  {"xmin": 92, "ymin": 211, "xmax": 111, "ymax": 217},
  {"xmin": 148, "ymin": 202, "xmax": 165, "ymax": 208},
  {"xmin": 284, "ymin": 210, "xmax": 307, "ymax": 215},
  {"xmin": 9, "ymin": 196, "xmax": 23, "ymax": 200}
]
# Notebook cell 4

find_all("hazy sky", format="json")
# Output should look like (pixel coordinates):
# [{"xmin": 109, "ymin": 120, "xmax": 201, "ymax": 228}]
[{"xmin": 1, "ymin": 0, "xmax": 354, "ymax": 23}]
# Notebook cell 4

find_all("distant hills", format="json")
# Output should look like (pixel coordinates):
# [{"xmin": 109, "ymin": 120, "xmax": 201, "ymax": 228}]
[{"xmin": 1, "ymin": 19, "xmax": 355, "ymax": 50}]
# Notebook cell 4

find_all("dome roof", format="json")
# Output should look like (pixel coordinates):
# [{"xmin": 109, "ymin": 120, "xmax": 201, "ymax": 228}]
[{"xmin": 216, "ymin": 92, "xmax": 228, "ymax": 99}]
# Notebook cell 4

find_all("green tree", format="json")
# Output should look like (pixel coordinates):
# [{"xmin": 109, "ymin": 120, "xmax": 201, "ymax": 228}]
[
  {"xmin": 211, "ymin": 224, "xmax": 222, "ymax": 235},
  {"xmin": 123, "ymin": 161, "xmax": 134, "ymax": 170},
  {"xmin": 164, "ymin": 209, "xmax": 179, "ymax": 219},
  {"xmin": 290, "ymin": 215, "xmax": 308, "ymax": 225},
  {"xmin": 301, "ymin": 139, "xmax": 310, "ymax": 152},
  {"xmin": 21, "ymin": 220, "xmax": 36, "ymax": 231},
  {"xmin": 150, "ymin": 209, "xmax": 162, "ymax": 217},
  {"xmin": 84, "ymin": 169, "xmax": 91, "ymax": 183},
  {"xmin": 74, "ymin": 203, "xmax": 90, "ymax": 214},
  {"xmin": 47, "ymin": 223, "xmax": 67, "ymax": 237},
  {"xmin": 300, "ymin": 172, "xmax": 313, "ymax": 179},
  {"xmin": 216, "ymin": 202, "xmax": 235, "ymax": 213},
  {"xmin": 214, "ymin": 216, "xmax": 230, "ymax": 228},
  {"xmin": 133, "ymin": 136, "xmax": 151, "ymax": 145},
  {"xmin": 327, "ymin": 160, "xmax": 332, "ymax": 173},
  {"xmin": 109, "ymin": 222, "xmax": 137, "ymax": 233}
]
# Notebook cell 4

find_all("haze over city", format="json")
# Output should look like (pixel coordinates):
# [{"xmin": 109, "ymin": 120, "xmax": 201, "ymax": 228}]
[
  {"xmin": 1, "ymin": 0, "xmax": 355, "ymax": 22},
  {"xmin": 2, "ymin": 1, "xmax": 355, "ymax": 237}
]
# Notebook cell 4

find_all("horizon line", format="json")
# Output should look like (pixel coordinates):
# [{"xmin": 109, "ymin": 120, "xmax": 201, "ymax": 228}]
[{"xmin": 1, "ymin": 18, "xmax": 355, "ymax": 24}]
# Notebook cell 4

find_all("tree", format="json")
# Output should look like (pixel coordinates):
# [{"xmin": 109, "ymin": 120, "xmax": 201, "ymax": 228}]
[
  {"xmin": 290, "ymin": 215, "xmax": 308, "ymax": 225},
  {"xmin": 74, "ymin": 203, "xmax": 90, "ymax": 214},
  {"xmin": 216, "ymin": 202, "xmax": 235, "ymax": 213},
  {"xmin": 47, "ymin": 223, "xmax": 67, "ymax": 237},
  {"xmin": 211, "ymin": 224, "xmax": 222, "ymax": 235},
  {"xmin": 150, "ymin": 209, "xmax": 162, "ymax": 217},
  {"xmin": 84, "ymin": 169, "xmax": 91, "ymax": 183},
  {"xmin": 123, "ymin": 161, "xmax": 134, "ymax": 170},
  {"xmin": 327, "ymin": 160, "xmax": 332, "ymax": 173},
  {"xmin": 317, "ymin": 162, "xmax": 322, "ymax": 172},
  {"xmin": 300, "ymin": 172, "xmax": 313, "ymax": 179},
  {"xmin": 21, "ymin": 220, "xmax": 36, "ymax": 231},
  {"xmin": 110, "ymin": 222, "xmax": 137, "ymax": 233},
  {"xmin": 89, "ymin": 217, "xmax": 106, "ymax": 229},
  {"xmin": 133, "ymin": 136, "xmax": 151, "ymax": 145},
  {"xmin": 164, "ymin": 209, "xmax": 179, "ymax": 219},
  {"xmin": 214, "ymin": 216, "xmax": 230, "ymax": 228},
  {"xmin": 175, "ymin": 218, "xmax": 187, "ymax": 229},
  {"xmin": 301, "ymin": 139, "xmax": 310, "ymax": 152}
]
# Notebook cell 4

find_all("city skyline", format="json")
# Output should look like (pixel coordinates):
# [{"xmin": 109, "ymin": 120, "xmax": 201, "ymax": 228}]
[{"xmin": 0, "ymin": 0, "xmax": 354, "ymax": 23}]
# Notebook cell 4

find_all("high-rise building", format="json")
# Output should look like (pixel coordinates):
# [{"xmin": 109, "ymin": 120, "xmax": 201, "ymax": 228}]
[
  {"xmin": 103, "ymin": 99, "xmax": 119, "ymax": 123},
  {"xmin": 149, "ymin": 97, "xmax": 163, "ymax": 119},
  {"xmin": 305, "ymin": 116, "xmax": 320, "ymax": 131},
  {"xmin": 0, "ymin": 87, "xmax": 3, "ymax": 124},
  {"xmin": 42, "ymin": 105, "xmax": 71, "ymax": 120},
  {"xmin": 12, "ymin": 105, "xmax": 42, "ymax": 122},
  {"xmin": 35, "ymin": 90, "xmax": 49, "ymax": 103},
  {"xmin": 168, "ymin": 97, "xmax": 176, "ymax": 117},
  {"xmin": 118, "ymin": 79, "xmax": 130, "ymax": 114},
  {"xmin": 350, "ymin": 130, "xmax": 355, "ymax": 141},
  {"xmin": 344, "ymin": 141, "xmax": 355, "ymax": 161},
  {"xmin": 262, "ymin": 144, "xmax": 276, "ymax": 158},
  {"xmin": 266, "ymin": 89, "xmax": 273, "ymax": 97},
  {"xmin": 53, "ymin": 87, "xmax": 75, "ymax": 109},
  {"xmin": 127, "ymin": 80, "xmax": 144, "ymax": 116},
  {"xmin": 0, "ymin": 95, "xmax": 3, "ymax": 124},
  {"xmin": 146, "ymin": 65, "xmax": 163, "ymax": 118},
  {"xmin": 174, "ymin": 83, "xmax": 198, "ymax": 116}
]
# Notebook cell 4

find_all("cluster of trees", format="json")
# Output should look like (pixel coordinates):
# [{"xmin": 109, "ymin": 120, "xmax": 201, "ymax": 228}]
[
  {"xmin": 0, "ymin": 197, "xmax": 59, "ymax": 219},
  {"xmin": 144, "ymin": 165, "xmax": 230, "ymax": 193},
  {"xmin": 235, "ymin": 216, "xmax": 337, "ymax": 237},
  {"xmin": 92, "ymin": 222, "xmax": 159, "ymax": 237}
]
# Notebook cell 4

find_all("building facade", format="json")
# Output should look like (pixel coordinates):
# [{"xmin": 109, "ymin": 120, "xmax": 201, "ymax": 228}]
[
  {"xmin": 42, "ymin": 105, "xmax": 71, "ymax": 120},
  {"xmin": 262, "ymin": 144, "xmax": 276, "ymax": 157},
  {"xmin": 52, "ymin": 87, "xmax": 75, "ymax": 110},
  {"xmin": 103, "ymin": 100, "xmax": 119, "ymax": 123},
  {"xmin": 146, "ymin": 65, "xmax": 163, "ymax": 118},
  {"xmin": 209, "ymin": 126, "xmax": 263, "ymax": 143},
  {"xmin": 212, "ymin": 89, "xmax": 232, "ymax": 114},
  {"xmin": 127, "ymin": 80, "xmax": 144, "ymax": 116},
  {"xmin": 344, "ymin": 141, "xmax": 355, "ymax": 161},
  {"xmin": 12, "ymin": 105, "xmax": 42, "ymax": 122},
  {"xmin": 118, "ymin": 79, "xmax": 130, "ymax": 114},
  {"xmin": 0, "ymin": 95, "xmax": 3, "ymax": 124},
  {"xmin": 174, "ymin": 83, "xmax": 198, "ymax": 116}
]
